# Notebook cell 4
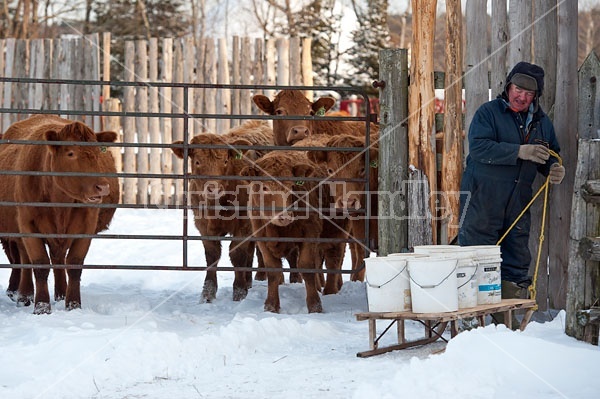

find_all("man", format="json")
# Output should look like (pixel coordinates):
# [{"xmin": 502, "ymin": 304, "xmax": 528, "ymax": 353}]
[{"xmin": 458, "ymin": 62, "xmax": 566, "ymax": 302}]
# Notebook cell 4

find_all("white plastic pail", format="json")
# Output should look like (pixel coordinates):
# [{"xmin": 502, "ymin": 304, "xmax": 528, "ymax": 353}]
[
  {"xmin": 412, "ymin": 246, "xmax": 478, "ymax": 309},
  {"xmin": 407, "ymin": 257, "xmax": 459, "ymax": 313},
  {"xmin": 470, "ymin": 245, "xmax": 502, "ymax": 305},
  {"xmin": 365, "ymin": 255, "xmax": 421, "ymax": 312}
]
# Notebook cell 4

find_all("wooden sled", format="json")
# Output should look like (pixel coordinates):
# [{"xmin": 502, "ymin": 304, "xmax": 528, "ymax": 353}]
[{"xmin": 355, "ymin": 299, "xmax": 536, "ymax": 357}]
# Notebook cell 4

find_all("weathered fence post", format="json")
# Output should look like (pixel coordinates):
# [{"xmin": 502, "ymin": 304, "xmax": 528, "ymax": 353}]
[
  {"xmin": 566, "ymin": 52, "xmax": 600, "ymax": 345},
  {"xmin": 104, "ymin": 97, "xmax": 123, "ymax": 202},
  {"xmin": 160, "ymin": 38, "xmax": 174, "ymax": 205},
  {"xmin": 378, "ymin": 49, "xmax": 409, "ymax": 255},
  {"xmin": 148, "ymin": 38, "xmax": 162, "ymax": 205},
  {"xmin": 216, "ymin": 37, "xmax": 231, "ymax": 133},
  {"xmin": 135, "ymin": 40, "xmax": 149, "ymax": 205}
]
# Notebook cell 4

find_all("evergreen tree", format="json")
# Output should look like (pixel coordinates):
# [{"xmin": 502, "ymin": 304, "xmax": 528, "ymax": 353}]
[{"xmin": 346, "ymin": 0, "xmax": 391, "ymax": 93}]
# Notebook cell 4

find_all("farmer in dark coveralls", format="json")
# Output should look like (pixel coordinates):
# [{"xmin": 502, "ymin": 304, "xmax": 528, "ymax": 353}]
[{"xmin": 458, "ymin": 62, "xmax": 566, "ymax": 304}]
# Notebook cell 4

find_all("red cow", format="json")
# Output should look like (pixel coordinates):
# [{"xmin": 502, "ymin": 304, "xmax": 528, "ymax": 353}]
[
  {"xmin": 241, "ymin": 151, "xmax": 336, "ymax": 313},
  {"xmin": 0, "ymin": 115, "xmax": 119, "ymax": 314},
  {"xmin": 307, "ymin": 134, "xmax": 379, "ymax": 282},
  {"xmin": 252, "ymin": 89, "xmax": 378, "ymax": 145},
  {"xmin": 172, "ymin": 120, "xmax": 276, "ymax": 302}
]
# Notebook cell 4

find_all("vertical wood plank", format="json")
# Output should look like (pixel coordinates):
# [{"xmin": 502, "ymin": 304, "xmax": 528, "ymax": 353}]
[
  {"xmin": 265, "ymin": 39, "xmax": 276, "ymax": 100},
  {"xmin": 231, "ymin": 36, "xmax": 241, "ymax": 126},
  {"xmin": 136, "ymin": 40, "xmax": 149, "ymax": 205},
  {"xmin": 194, "ymin": 39, "xmax": 206, "ymax": 133},
  {"xmin": 172, "ymin": 39, "xmax": 185, "ymax": 204},
  {"xmin": 409, "ymin": 0, "xmax": 438, "ymax": 243},
  {"xmin": 378, "ymin": 49, "xmax": 409, "ymax": 254},
  {"xmin": 490, "ymin": 0, "xmax": 508, "ymax": 97},
  {"xmin": 148, "ymin": 38, "xmax": 162, "ymax": 205},
  {"xmin": 2, "ymin": 38, "xmax": 15, "ymax": 128},
  {"xmin": 216, "ymin": 37, "xmax": 231, "ymax": 133},
  {"xmin": 301, "ymin": 38, "xmax": 313, "ymax": 100},
  {"xmin": 122, "ymin": 41, "xmax": 137, "ymax": 205},
  {"xmin": 204, "ymin": 38, "xmax": 217, "ymax": 134},
  {"xmin": 289, "ymin": 37, "xmax": 301, "ymax": 86},
  {"xmin": 240, "ymin": 37, "xmax": 252, "ymax": 117},
  {"xmin": 104, "ymin": 97, "xmax": 123, "ymax": 202},
  {"xmin": 160, "ymin": 38, "xmax": 174, "ymax": 205},
  {"xmin": 507, "ymin": 0, "xmax": 532, "ymax": 67},
  {"xmin": 276, "ymin": 38, "xmax": 290, "ymax": 86},
  {"xmin": 442, "ymin": 0, "xmax": 463, "ymax": 244},
  {"xmin": 533, "ymin": 0, "xmax": 557, "ymax": 112}
]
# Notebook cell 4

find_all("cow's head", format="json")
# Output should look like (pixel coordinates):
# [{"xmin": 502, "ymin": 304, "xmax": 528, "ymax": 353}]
[
  {"xmin": 241, "ymin": 153, "xmax": 316, "ymax": 227},
  {"xmin": 307, "ymin": 134, "xmax": 378, "ymax": 214},
  {"xmin": 252, "ymin": 90, "xmax": 335, "ymax": 146},
  {"xmin": 172, "ymin": 134, "xmax": 252, "ymax": 201},
  {"xmin": 45, "ymin": 122, "xmax": 117, "ymax": 203}
]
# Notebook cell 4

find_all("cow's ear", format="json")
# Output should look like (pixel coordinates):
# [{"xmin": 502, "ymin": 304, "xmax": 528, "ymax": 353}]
[
  {"xmin": 306, "ymin": 150, "xmax": 327, "ymax": 164},
  {"xmin": 44, "ymin": 129, "xmax": 60, "ymax": 153},
  {"xmin": 228, "ymin": 138, "xmax": 252, "ymax": 160},
  {"xmin": 240, "ymin": 165, "xmax": 258, "ymax": 177},
  {"xmin": 312, "ymin": 97, "xmax": 336, "ymax": 114},
  {"xmin": 253, "ymin": 95, "xmax": 275, "ymax": 114},
  {"xmin": 292, "ymin": 163, "xmax": 315, "ymax": 178},
  {"xmin": 96, "ymin": 131, "xmax": 118, "ymax": 143},
  {"xmin": 171, "ymin": 140, "xmax": 186, "ymax": 159}
]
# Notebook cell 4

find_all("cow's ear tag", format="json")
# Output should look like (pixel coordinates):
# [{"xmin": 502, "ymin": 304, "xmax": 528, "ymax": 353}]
[
  {"xmin": 369, "ymin": 160, "xmax": 378, "ymax": 168},
  {"xmin": 100, "ymin": 146, "xmax": 107, "ymax": 153},
  {"xmin": 315, "ymin": 107, "xmax": 326, "ymax": 117},
  {"xmin": 234, "ymin": 152, "xmax": 243, "ymax": 160},
  {"xmin": 294, "ymin": 180, "xmax": 305, "ymax": 186}
]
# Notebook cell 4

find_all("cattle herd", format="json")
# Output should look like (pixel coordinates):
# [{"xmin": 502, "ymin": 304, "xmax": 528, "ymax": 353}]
[{"xmin": 0, "ymin": 90, "xmax": 380, "ymax": 315}]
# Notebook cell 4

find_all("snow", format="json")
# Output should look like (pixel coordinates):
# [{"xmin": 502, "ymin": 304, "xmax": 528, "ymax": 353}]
[{"xmin": 1, "ymin": 209, "xmax": 599, "ymax": 399}]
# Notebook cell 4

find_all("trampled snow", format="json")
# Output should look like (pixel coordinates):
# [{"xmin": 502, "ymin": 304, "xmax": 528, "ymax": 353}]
[{"xmin": 1, "ymin": 209, "xmax": 599, "ymax": 399}]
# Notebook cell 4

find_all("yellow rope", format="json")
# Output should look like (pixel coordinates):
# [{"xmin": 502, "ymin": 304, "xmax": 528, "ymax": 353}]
[{"xmin": 495, "ymin": 150, "xmax": 562, "ymax": 311}]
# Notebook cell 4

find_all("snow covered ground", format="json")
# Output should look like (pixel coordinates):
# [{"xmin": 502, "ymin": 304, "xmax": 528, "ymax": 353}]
[{"xmin": 1, "ymin": 209, "xmax": 599, "ymax": 399}]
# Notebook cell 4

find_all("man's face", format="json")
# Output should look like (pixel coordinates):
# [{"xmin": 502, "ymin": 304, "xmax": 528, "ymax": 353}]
[{"xmin": 507, "ymin": 83, "xmax": 535, "ymax": 112}]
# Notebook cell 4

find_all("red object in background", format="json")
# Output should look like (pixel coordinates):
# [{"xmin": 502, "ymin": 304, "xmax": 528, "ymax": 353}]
[{"xmin": 340, "ymin": 98, "xmax": 380, "ymax": 116}]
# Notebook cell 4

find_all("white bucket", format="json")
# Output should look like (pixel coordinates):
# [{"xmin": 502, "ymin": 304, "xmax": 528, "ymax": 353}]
[
  {"xmin": 470, "ymin": 245, "xmax": 502, "ymax": 305},
  {"xmin": 407, "ymin": 256, "xmax": 459, "ymax": 313},
  {"xmin": 412, "ymin": 246, "xmax": 478, "ymax": 309},
  {"xmin": 365, "ymin": 255, "xmax": 423, "ymax": 312}
]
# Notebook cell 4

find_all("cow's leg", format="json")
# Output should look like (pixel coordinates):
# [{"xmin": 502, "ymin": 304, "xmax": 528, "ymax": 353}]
[
  {"xmin": 254, "ymin": 246, "xmax": 267, "ymax": 281},
  {"xmin": 50, "ymin": 246, "xmax": 68, "ymax": 301},
  {"xmin": 17, "ymin": 268, "xmax": 34, "ymax": 307},
  {"xmin": 349, "ymin": 221, "xmax": 367, "ymax": 282},
  {"xmin": 7, "ymin": 268, "xmax": 21, "ymax": 301},
  {"xmin": 258, "ymin": 243, "xmax": 282, "ymax": 313},
  {"xmin": 63, "ymin": 237, "xmax": 93, "ymax": 310},
  {"xmin": 323, "ymin": 243, "xmax": 345, "ymax": 295},
  {"xmin": 19, "ymin": 216, "xmax": 53, "ymax": 313},
  {"xmin": 229, "ymin": 241, "xmax": 252, "ymax": 301},
  {"xmin": 201, "ymin": 240, "xmax": 221, "ymax": 303},
  {"xmin": 298, "ymin": 244, "xmax": 322, "ymax": 313},
  {"xmin": 286, "ymin": 247, "xmax": 302, "ymax": 284}
]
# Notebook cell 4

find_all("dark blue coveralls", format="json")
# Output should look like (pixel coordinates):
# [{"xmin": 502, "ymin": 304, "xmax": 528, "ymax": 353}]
[{"xmin": 458, "ymin": 97, "xmax": 560, "ymax": 286}]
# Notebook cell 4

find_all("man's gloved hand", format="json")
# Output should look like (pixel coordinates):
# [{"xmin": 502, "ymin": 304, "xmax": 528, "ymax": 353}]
[
  {"xmin": 549, "ymin": 163, "xmax": 565, "ymax": 184},
  {"xmin": 518, "ymin": 144, "xmax": 550, "ymax": 164}
]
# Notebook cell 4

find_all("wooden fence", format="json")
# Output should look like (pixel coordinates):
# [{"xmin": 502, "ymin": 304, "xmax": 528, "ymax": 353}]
[{"xmin": 0, "ymin": 33, "xmax": 313, "ymax": 206}]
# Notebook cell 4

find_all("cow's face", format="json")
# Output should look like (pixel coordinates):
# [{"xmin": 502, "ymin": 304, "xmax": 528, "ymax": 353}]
[
  {"xmin": 45, "ymin": 122, "xmax": 117, "ymax": 203},
  {"xmin": 242, "ymin": 158, "xmax": 315, "ymax": 227},
  {"xmin": 172, "ymin": 135, "xmax": 251, "ymax": 201},
  {"xmin": 308, "ymin": 135, "xmax": 378, "ymax": 214},
  {"xmin": 253, "ymin": 90, "xmax": 335, "ymax": 145}
]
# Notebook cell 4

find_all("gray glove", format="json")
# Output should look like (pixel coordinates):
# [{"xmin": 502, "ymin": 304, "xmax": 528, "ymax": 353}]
[{"xmin": 518, "ymin": 144, "xmax": 550, "ymax": 164}]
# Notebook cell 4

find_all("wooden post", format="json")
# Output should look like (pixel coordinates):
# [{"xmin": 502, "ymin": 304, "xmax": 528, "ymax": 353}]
[
  {"xmin": 464, "ymin": 0, "xmax": 489, "ymax": 156},
  {"xmin": 240, "ymin": 37, "xmax": 252, "ymax": 117},
  {"xmin": 102, "ymin": 32, "xmax": 111, "ymax": 104},
  {"xmin": 409, "ymin": 0, "xmax": 438, "ymax": 243},
  {"xmin": 216, "ymin": 37, "xmax": 231, "ymax": 133},
  {"xmin": 204, "ymin": 38, "xmax": 217, "ymax": 133},
  {"xmin": 490, "ymin": 0, "xmax": 508, "ymax": 97},
  {"xmin": 442, "ymin": 0, "xmax": 463, "ymax": 244},
  {"xmin": 276, "ymin": 38, "xmax": 290, "ymax": 86},
  {"xmin": 566, "ymin": 52, "xmax": 600, "ymax": 344},
  {"xmin": 301, "ymin": 38, "xmax": 313, "ymax": 100},
  {"xmin": 231, "ymin": 36, "xmax": 241, "ymax": 125},
  {"xmin": 2, "ymin": 38, "xmax": 15, "ymax": 128},
  {"xmin": 549, "ymin": 0, "xmax": 578, "ymax": 310},
  {"xmin": 172, "ymin": 39, "xmax": 184, "ymax": 204},
  {"xmin": 194, "ymin": 39, "xmax": 206, "ymax": 132},
  {"xmin": 28, "ymin": 39, "xmax": 44, "ymax": 110},
  {"xmin": 0, "ymin": 38, "xmax": 4, "ymax": 131},
  {"xmin": 252, "ymin": 38, "xmax": 264, "ymax": 114},
  {"xmin": 136, "ymin": 40, "xmax": 149, "ymax": 205},
  {"xmin": 160, "ymin": 38, "xmax": 174, "ymax": 205},
  {"xmin": 183, "ymin": 36, "xmax": 195, "ymax": 136},
  {"xmin": 289, "ymin": 37, "xmax": 301, "ymax": 86},
  {"xmin": 265, "ymin": 39, "xmax": 276, "ymax": 100},
  {"xmin": 104, "ymin": 97, "xmax": 123, "ymax": 203},
  {"xmin": 507, "ymin": 0, "xmax": 532, "ymax": 66},
  {"xmin": 533, "ymin": 0, "xmax": 557, "ymax": 112},
  {"xmin": 122, "ymin": 41, "xmax": 137, "ymax": 205},
  {"xmin": 378, "ymin": 49, "xmax": 409, "ymax": 255},
  {"xmin": 148, "ymin": 38, "xmax": 162, "ymax": 205}
]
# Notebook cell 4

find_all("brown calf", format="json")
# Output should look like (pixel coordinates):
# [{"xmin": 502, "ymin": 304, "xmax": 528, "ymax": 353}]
[
  {"xmin": 172, "ymin": 120, "xmax": 275, "ymax": 302},
  {"xmin": 307, "ymin": 134, "xmax": 379, "ymax": 282}
]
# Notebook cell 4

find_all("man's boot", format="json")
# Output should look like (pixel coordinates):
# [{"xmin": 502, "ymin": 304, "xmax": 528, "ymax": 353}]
[{"xmin": 492, "ymin": 280, "xmax": 525, "ymax": 329}]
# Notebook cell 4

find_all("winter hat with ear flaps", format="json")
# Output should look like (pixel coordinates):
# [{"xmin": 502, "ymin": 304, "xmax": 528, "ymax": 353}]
[{"xmin": 504, "ymin": 61, "xmax": 545, "ymax": 97}]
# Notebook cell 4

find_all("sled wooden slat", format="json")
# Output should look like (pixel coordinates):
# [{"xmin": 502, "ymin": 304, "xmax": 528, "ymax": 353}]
[{"xmin": 355, "ymin": 299, "xmax": 536, "ymax": 357}]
